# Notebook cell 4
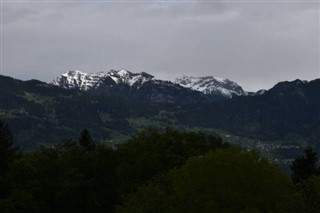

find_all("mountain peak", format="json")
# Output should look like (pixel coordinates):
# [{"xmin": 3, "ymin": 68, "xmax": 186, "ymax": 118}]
[
  {"xmin": 174, "ymin": 75, "xmax": 247, "ymax": 98},
  {"xmin": 63, "ymin": 70, "xmax": 85, "ymax": 76},
  {"xmin": 271, "ymin": 79, "xmax": 309, "ymax": 92},
  {"xmin": 52, "ymin": 69, "xmax": 155, "ymax": 90},
  {"xmin": 117, "ymin": 69, "xmax": 131, "ymax": 77},
  {"xmin": 109, "ymin": 69, "xmax": 131, "ymax": 77},
  {"xmin": 52, "ymin": 69, "xmax": 248, "ymax": 100}
]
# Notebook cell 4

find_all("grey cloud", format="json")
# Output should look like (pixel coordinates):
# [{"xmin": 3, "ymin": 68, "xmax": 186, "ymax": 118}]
[
  {"xmin": 2, "ymin": 3, "xmax": 39, "ymax": 25},
  {"xmin": 2, "ymin": 1, "xmax": 319, "ymax": 91}
]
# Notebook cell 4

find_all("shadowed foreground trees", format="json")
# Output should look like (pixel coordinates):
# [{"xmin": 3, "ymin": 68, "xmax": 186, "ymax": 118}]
[
  {"xmin": 116, "ymin": 147, "xmax": 304, "ymax": 213},
  {"xmin": 0, "ymin": 128, "xmax": 225, "ymax": 213},
  {"xmin": 116, "ymin": 128, "xmax": 226, "ymax": 193},
  {"xmin": 0, "ymin": 126, "xmax": 319, "ymax": 213},
  {"xmin": 79, "ymin": 129, "xmax": 96, "ymax": 151},
  {"xmin": 0, "ymin": 121, "xmax": 19, "ymax": 178},
  {"xmin": 0, "ymin": 121, "xmax": 19, "ymax": 200},
  {"xmin": 290, "ymin": 147, "xmax": 320, "ymax": 213},
  {"xmin": 0, "ymin": 140, "xmax": 119, "ymax": 213},
  {"xmin": 290, "ymin": 147, "xmax": 319, "ymax": 184}
]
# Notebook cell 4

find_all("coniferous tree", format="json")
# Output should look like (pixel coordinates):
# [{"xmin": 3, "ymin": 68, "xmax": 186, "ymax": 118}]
[
  {"xmin": 78, "ymin": 129, "xmax": 95, "ymax": 151},
  {"xmin": 291, "ymin": 147, "xmax": 319, "ymax": 184},
  {"xmin": 0, "ymin": 121, "xmax": 19, "ymax": 200},
  {"xmin": 0, "ymin": 121, "xmax": 19, "ymax": 177}
]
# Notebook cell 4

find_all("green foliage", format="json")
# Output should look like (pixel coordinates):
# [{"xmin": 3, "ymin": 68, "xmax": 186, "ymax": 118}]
[
  {"xmin": 99, "ymin": 112, "xmax": 112, "ymax": 123},
  {"xmin": 118, "ymin": 147, "xmax": 302, "ymax": 213},
  {"xmin": 23, "ymin": 92, "xmax": 49, "ymax": 105},
  {"xmin": 127, "ymin": 117, "xmax": 161, "ymax": 130},
  {"xmin": 170, "ymin": 147, "xmax": 295, "ymax": 213},
  {"xmin": 290, "ymin": 148, "xmax": 320, "ymax": 212},
  {"xmin": 299, "ymin": 175, "xmax": 320, "ymax": 212},
  {"xmin": 0, "ymin": 190, "xmax": 39, "ymax": 213},
  {"xmin": 0, "ymin": 121, "xmax": 20, "ymax": 200},
  {"xmin": 1, "ymin": 127, "xmax": 319, "ymax": 212},
  {"xmin": 79, "ymin": 129, "xmax": 96, "ymax": 151},
  {"xmin": 1, "ymin": 140, "xmax": 119, "ymax": 213},
  {"xmin": 0, "ymin": 121, "xmax": 19, "ymax": 177},
  {"xmin": 116, "ymin": 128, "xmax": 225, "ymax": 193},
  {"xmin": 116, "ymin": 181, "xmax": 173, "ymax": 213},
  {"xmin": 290, "ymin": 147, "xmax": 319, "ymax": 184}
]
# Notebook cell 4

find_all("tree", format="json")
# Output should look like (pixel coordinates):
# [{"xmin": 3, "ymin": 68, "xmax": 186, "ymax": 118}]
[
  {"xmin": 290, "ymin": 147, "xmax": 319, "ymax": 184},
  {"xmin": 0, "ymin": 121, "xmax": 19, "ymax": 177},
  {"xmin": 290, "ymin": 148, "xmax": 320, "ymax": 212},
  {"xmin": 117, "ymin": 147, "xmax": 301, "ymax": 213},
  {"xmin": 171, "ymin": 147, "xmax": 296, "ymax": 213},
  {"xmin": 0, "ymin": 121, "xmax": 19, "ymax": 200},
  {"xmin": 116, "ymin": 128, "xmax": 225, "ymax": 193},
  {"xmin": 116, "ymin": 180, "xmax": 173, "ymax": 213},
  {"xmin": 1, "ymin": 139, "xmax": 120, "ymax": 213},
  {"xmin": 300, "ymin": 175, "xmax": 320, "ymax": 213},
  {"xmin": 78, "ymin": 129, "xmax": 95, "ymax": 151}
]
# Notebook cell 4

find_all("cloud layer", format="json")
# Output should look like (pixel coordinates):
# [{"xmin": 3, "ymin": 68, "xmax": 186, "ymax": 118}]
[{"xmin": 2, "ymin": 1, "xmax": 319, "ymax": 91}]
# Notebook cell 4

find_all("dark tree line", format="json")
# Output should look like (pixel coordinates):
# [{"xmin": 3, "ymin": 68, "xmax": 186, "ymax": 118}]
[
  {"xmin": 0, "ymin": 120, "xmax": 320, "ymax": 212},
  {"xmin": 291, "ymin": 147, "xmax": 320, "ymax": 184},
  {"xmin": 290, "ymin": 147, "xmax": 320, "ymax": 212},
  {"xmin": 0, "ymin": 121, "xmax": 19, "ymax": 177}
]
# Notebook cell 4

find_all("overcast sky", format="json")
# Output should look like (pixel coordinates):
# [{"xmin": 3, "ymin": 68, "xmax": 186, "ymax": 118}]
[{"xmin": 1, "ymin": 0, "xmax": 319, "ymax": 91}]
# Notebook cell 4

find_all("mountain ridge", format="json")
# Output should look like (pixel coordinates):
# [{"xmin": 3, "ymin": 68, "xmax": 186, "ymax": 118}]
[
  {"xmin": 51, "ymin": 69, "xmax": 248, "ymax": 100},
  {"xmin": 174, "ymin": 75, "xmax": 247, "ymax": 98},
  {"xmin": 1, "ymin": 73, "xmax": 319, "ymax": 151}
]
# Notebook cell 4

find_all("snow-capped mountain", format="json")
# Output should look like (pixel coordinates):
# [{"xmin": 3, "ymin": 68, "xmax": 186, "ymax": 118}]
[
  {"xmin": 52, "ymin": 69, "xmax": 208, "ymax": 103},
  {"xmin": 174, "ymin": 76, "xmax": 247, "ymax": 99},
  {"xmin": 52, "ymin": 69, "xmax": 250, "ymax": 102},
  {"xmin": 51, "ymin": 69, "xmax": 154, "ymax": 90}
]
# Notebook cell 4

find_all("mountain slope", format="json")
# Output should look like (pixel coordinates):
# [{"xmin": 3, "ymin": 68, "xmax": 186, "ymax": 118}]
[
  {"xmin": 1, "ymin": 74, "xmax": 319, "ymax": 151},
  {"xmin": 177, "ymin": 79, "xmax": 320, "ymax": 146},
  {"xmin": 0, "ymin": 75, "xmax": 166, "ymax": 150}
]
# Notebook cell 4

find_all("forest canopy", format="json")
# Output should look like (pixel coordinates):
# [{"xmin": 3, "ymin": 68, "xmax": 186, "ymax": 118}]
[{"xmin": 0, "ymin": 122, "xmax": 319, "ymax": 213}]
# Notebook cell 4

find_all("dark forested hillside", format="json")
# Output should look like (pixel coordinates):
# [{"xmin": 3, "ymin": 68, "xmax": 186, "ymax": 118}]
[
  {"xmin": 0, "ymin": 75, "xmax": 163, "ymax": 149},
  {"xmin": 1, "ymin": 75, "xmax": 320, "ymax": 150},
  {"xmin": 177, "ymin": 79, "xmax": 320, "ymax": 147}
]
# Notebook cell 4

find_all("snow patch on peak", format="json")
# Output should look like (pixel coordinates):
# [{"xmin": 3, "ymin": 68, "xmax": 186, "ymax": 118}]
[
  {"xmin": 117, "ymin": 69, "xmax": 130, "ymax": 77},
  {"xmin": 255, "ymin": 89, "xmax": 267, "ymax": 96},
  {"xmin": 52, "ymin": 69, "xmax": 247, "ymax": 99},
  {"xmin": 175, "ymin": 75, "xmax": 247, "ymax": 98},
  {"xmin": 106, "ymin": 69, "xmax": 154, "ymax": 86},
  {"xmin": 51, "ymin": 69, "xmax": 155, "ymax": 90},
  {"xmin": 53, "ymin": 70, "xmax": 95, "ymax": 90},
  {"xmin": 63, "ymin": 70, "xmax": 85, "ymax": 76}
]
